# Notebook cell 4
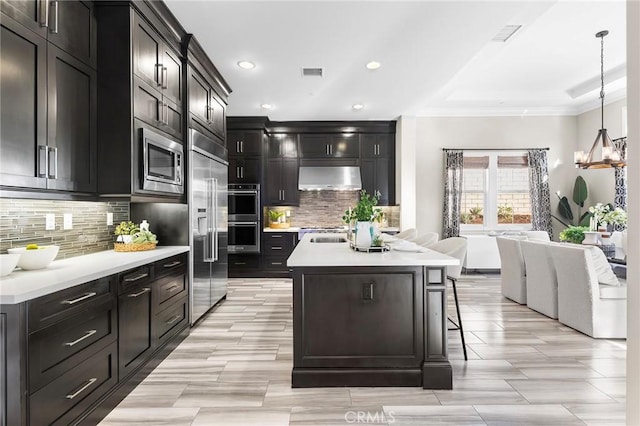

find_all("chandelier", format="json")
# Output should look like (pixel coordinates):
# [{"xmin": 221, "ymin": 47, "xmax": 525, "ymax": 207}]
[{"xmin": 574, "ymin": 30, "xmax": 626, "ymax": 169}]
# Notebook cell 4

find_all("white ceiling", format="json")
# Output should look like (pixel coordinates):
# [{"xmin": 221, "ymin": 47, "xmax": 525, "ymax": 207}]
[{"xmin": 165, "ymin": 0, "xmax": 627, "ymax": 120}]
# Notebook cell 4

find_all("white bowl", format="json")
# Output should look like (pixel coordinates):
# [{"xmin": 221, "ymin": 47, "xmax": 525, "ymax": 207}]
[
  {"xmin": 7, "ymin": 246, "xmax": 60, "ymax": 270},
  {"xmin": 0, "ymin": 253, "xmax": 21, "ymax": 277}
]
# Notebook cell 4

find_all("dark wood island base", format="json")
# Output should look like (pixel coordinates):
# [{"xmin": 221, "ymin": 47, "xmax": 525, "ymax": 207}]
[{"xmin": 291, "ymin": 264, "xmax": 453, "ymax": 390}]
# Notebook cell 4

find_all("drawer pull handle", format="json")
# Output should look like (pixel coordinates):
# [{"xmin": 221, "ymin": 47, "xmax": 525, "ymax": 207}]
[
  {"xmin": 271, "ymin": 235, "xmax": 283, "ymax": 238},
  {"xmin": 166, "ymin": 284, "xmax": 179, "ymax": 293},
  {"xmin": 128, "ymin": 288, "xmax": 151, "ymax": 298},
  {"xmin": 166, "ymin": 315, "xmax": 181, "ymax": 325},
  {"xmin": 65, "ymin": 329, "xmax": 97, "ymax": 347},
  {"xmin": 235, "ymin": 262, "xmax": 246, "ymax": 265},
  {"xmin": 66, "ymin": 378, "xmax": 97, "ymax": 400},
  {"xmin": 163, "ymin": 261, "xmax": 181, "ymax": 268},
  {"xmin": 271, "ymin": 246, "xmax": 283, "ymax": 250},
  {"xmin": 272, "ymin": 262, "xmax": 283, "ymax": 266},
  {"xmin": 61, "ymin": 292, "xmax": 97, "ymax": 305},
  {"xmin": 124, "ymin": 273, "xmax": 149, "ymax": 282}
]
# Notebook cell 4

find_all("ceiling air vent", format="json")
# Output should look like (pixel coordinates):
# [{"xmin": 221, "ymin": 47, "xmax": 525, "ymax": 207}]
[
  {"xmin": 492, "ymin": 25, "xmax": 522, "ymax": 42},
  {"xmin": 301, "ymin": 67, "xmax": 323, "ymax": 77}
]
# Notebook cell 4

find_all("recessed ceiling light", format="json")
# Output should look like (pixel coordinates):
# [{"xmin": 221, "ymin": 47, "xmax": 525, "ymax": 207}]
[
  {"xmin": 352, "ymin": 103, "xmax": 364, "ymax": 110},
  {"xmin": 260, "ymin": 103, "xmax": 273, "ymax": 110},
  {"xmin": 237, "ymin": 60, "xmax": 255, "ymax": 70},
  {"xmin": 366, "ymin": 61, "xmax": 381, "ymax": 70}
]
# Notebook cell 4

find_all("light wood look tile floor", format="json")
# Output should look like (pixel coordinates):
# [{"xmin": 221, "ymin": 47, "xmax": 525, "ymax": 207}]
[{"xmin": 100, "ymin": 274, "xmax": 626, "ymax": 425}]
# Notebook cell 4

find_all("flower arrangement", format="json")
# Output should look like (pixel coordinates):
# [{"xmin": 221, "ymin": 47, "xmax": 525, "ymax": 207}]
[
  {"xmin": 588, "ymin": 203, "xmax": 627, "ymax": 230},
  {"xmin": 342, "ymin": 190, "xmax": 383, "ymax": 223}
]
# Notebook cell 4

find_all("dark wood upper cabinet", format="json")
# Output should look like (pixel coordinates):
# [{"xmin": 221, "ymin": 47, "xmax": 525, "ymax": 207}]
[
  {"xmin": 266, "ymin": 134, "xmax": 299, "ymax": 206},
  {"xmin": 0, "ymin": 12, "xmax": 96, "ymax": 193},
  {"xmin": 47, "ymin": 0, "xmax": 97, "ymax": 68},
  {"xmin": 0, "ymin": 0, "xmax": 46, "ymax": 37},
  {"xmin": 162, "ymin": 46, "xmax": 182, "ymax": 105},
  {"xmin": 186, "ymin": 64, "xmax": 226, "ymax": 143},
  {"xmin": 133, "ymin": 13, "xmax": 161, "ymax": 89},
  {"xmin": 361, "ymin": 157, "xmax": 394, "ymax": 206},
  {"xmin": 0, "ymin": 17, "xmax": 48, "ymax": 190},
  {"xmin": 228, "ymin": 131, "xmax": 262, "ymax": 156},
  {"xmin": 268, "ymin": 134, "xmax": 298, "ymax": 158},
  {"xmin": 299, "ymin": 134, "xmax": 359, "ymax": 158},
  {"xmin": 361, "ymin": 134, "xmax": 393, "ymax": 158}
]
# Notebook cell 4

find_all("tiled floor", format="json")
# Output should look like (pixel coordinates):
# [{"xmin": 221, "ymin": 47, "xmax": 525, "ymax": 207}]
[{"xmin": 100, "ymin": 274, "xmax": 626, "ymax": 425}]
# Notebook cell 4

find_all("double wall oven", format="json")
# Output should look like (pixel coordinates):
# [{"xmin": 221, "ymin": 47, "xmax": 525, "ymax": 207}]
[{"xmin": 228, "ymin": 184, "xmax": 260, "ymax": 253}]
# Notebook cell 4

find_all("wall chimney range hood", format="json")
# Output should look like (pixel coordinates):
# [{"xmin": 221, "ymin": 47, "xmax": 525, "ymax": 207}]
[{"xmin": 298, "ymin": 166, "xmax": 362, "ymax": 191}]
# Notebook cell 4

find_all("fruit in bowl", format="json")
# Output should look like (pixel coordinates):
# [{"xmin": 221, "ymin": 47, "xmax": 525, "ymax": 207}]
[
  {"xmin": 7, "ymin": 245, "xmax": 60, "ymax": 270},
  {"xmin": 0, "ymin": 253, "xmax": 21, "ymax": 277}
]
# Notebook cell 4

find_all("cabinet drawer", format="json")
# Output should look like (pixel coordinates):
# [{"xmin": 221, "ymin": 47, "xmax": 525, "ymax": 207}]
[
  {"xmin": 29, "ymin": 298, "xmax": 116, "ymax": 392},
  {"xmin": 29, "ymin": 342, "xmax": 117, "ymax": 426},
  {"xmin": 229, "ymin": 254, "xmax": 261, "ymax": 270},
  {"xmin": 155, "ymin": 272, "xmax": 187, "ymax": 311},
  {"xmin": 263, "ymin": 256, "xmax": 290, "ymax": 272},
  {"xmin": 154, "ymin": 253, "xmax": 187, "ymax": 280},
  {"xmin": 28, "ymin": 277, "xmax": 113, "ymax": 332},
  {"xmin": 263, "ymin": 232, "xmax": 296, "ymax": 252},
  {"xmin": 118, "ymin": 264, "xmax": 153, "ymax": 293},
  {"xmin": 156, "ymin": 296, "xmax": 188, "ymax": 346}
]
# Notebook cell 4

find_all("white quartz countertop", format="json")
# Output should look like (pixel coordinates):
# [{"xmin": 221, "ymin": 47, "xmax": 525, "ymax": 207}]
[
  {"xmin": 263, "ymin": 227, "xmax": 300, "ymax": 232},
  {"xmin": 287, "ymin": 234, "xmax": 458, "ymax": 267},
  {"xmin": 0, "ymin": 246, "xmax": 189, "ymax": 304}
]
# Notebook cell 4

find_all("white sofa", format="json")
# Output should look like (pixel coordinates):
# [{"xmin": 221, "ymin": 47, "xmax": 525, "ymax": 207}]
[
  {"xmin": 548, "ymin": 243, "xmax": 626, "ymax": 339},
  {"xmin": 496, "ymin": 236, "xmax": 527, "ymax": 304},
  {"xmin": 520, "ymin": 240, "xmax": 558, "ymax": 319}
]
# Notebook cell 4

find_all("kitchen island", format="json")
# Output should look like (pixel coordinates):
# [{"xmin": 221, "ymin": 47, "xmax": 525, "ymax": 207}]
[{"xmin": 287, "ymin": 234, "xmax": 458, "ymax": 389}]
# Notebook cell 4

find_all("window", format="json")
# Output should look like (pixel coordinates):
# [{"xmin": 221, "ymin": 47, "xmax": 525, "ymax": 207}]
[{"xmin": 460, "ymin": 152, "xmax": 531, "ymax": 230}]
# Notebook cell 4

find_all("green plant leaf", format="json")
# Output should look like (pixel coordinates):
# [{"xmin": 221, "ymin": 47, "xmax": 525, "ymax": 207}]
[
  {"xmin": 578, "ymin": 211, "xmax": 592, "ymax": 227},
  {"xmin": 558, "ymin": 196, "xmax": 574, "ymax": 221},
  {"xmin": 572, "ymin": 176, "xmax": 588, "ymax": 207}
]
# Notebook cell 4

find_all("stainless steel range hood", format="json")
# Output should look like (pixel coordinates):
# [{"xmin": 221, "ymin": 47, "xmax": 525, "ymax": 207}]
[{"xmin": 298, "ymin": 166, "xmax": 362, "ymax": 191}]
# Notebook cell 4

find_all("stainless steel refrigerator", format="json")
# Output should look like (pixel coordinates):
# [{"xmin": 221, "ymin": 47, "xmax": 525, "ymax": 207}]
[{"xmin": 189, "ymin": 129, "xmax": 228, "ymax": 325}]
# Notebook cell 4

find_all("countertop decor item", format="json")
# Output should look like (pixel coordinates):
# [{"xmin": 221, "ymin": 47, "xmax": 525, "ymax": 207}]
[
  {"xmin": 0, "ymin": 253, "xmax": 21, "ymax": 276},
  {"xmin": 343, "ymin": 189, "xmax": 383, "ymax": 248},
  {"xmin": 114, "ymin": 220, "xmax": 158, "ymax": 252},
  {"xmin": 7, "ymin": 245, "xmax": 60, "ymax": 270},
  {"xmin": 559, "ymin": 226, "xmax": 588, "ymax": 244},
  {"xmin": 268, "ymin": 209, "xmax": 290, "ymax": 229},
  {"xmin": 349, "ymin": 241, "xmax": 390, "ymax": 253}
]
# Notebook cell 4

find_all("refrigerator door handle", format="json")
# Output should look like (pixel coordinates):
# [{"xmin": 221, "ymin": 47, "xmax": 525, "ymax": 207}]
[
  {"xmin": 212, "ymin": 177, "xmax": 218, "ymax": 261},
  {"xmin": 204, "ymin": 178, "xmax": 215, "ymax": 263}
]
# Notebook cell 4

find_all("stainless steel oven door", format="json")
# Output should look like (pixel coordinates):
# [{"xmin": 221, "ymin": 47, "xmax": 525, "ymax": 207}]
[
  {"xmin": 142, "ymin": 128, "xmax": 184, "ymax": 194},
  {"xmin": 228, "ymin": 186, "xmax": 259, "ymax": 221},
  {"xmin": 228, "ymin": 221, "xmax": 260, "ymax": 253}
]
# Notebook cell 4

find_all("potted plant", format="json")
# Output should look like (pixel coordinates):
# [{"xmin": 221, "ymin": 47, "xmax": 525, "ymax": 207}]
[
  {"xmin": 268, "ymin": 209, "xmax": 289, "ymax": 229},
  {"xmin": 114, "ymin": 220, "xmax": 158, "ymax": 251},
  {"xmin": 343, "ymin": 190, "xmax": 382, "ymax": 247},
  {"xmin": 114, "ymin": 221, "xmax": 139, "ymax": 244},
  {"xmin": 559, "ymin": 225, "xmax": 589, "ymax": 244}
]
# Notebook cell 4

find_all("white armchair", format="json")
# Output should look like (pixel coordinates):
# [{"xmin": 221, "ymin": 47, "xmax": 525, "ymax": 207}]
[
  {"xmin": 395, "ymin": 228, "xmax": 417, "ymax": 240},
  {"xmin": 411, "ymin": 232, "xmax": 439, "ymax": 247},
  {"xmin": 496, "ymin": 236, "xmax": 527, "ymax": 304},
  {"xmin": 523, "ymin": 231, "xmax": 551, "ymax": 242},
  {"xmin": 548, "ymin": 244, "xmax": 626, "ymax": 339},
  {"xmin": 520, "ymin": 240, "xmax": 558, "ymax": 319}
]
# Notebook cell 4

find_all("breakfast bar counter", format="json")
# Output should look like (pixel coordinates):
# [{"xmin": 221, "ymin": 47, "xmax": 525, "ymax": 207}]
[{"xmin": 287, "ymin": 234, "xmax": 458, "ymax": 389}]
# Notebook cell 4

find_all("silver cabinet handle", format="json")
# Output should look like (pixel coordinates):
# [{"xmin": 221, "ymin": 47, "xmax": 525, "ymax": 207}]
[
  {"xmin": 240, "ymin": 166, "xmax": 244, "ymax": 179},
  {"xmin": 166, "ymin": 315, "xmax": 181, "ymax": 325},
  {"xmin": 124, "ymin": 272, "xmax": 149, "ymax": 282},
  {"xmin": 38, "ymin": 145, "xmax": 48, "ymax": 178},
  {"xmin": 271, "ymin": 246, "xmax": 283, "ymax": 250},
  {"xmin": 163, "ymin": 261, "xmax": 181, "ymax": 268},
  {"xmin": 128, "ymin": 287, "xmax": 151, "ymax": 298},
  {"xmin": 65, "ymin": 329, "xmax": 97, "ymax": 347},
  {"xmin": 48, "ymin": 147, "xmax": 57, "ymax": 179},
  {"xmin": 66, "ymin": 378, "xmax": 97, "ymax": 400},
  {"xmin": 271, "ymin": 262, "xmax": 283, "ymax": 266},
  {"xmin": 326, "ymin": 144, "xmax": 329, "ymax": 155},
  {"xmin": 164, "ymin": 102, "xmax": 169, "ymax": 125},
  {"xmin": 240, "ymin": 140, "xmax": 243, "ymax": 153},
  {"xmin": 50, "ymin": 1, "xmax": 59, "ymax": 34},
  {"xmin": 270, "ymin": 235, "xmax": 283, "ymax": 238},
  {"xmin": 40, "ymin": 0, "xmax": 49, "ymax": 27},
  {"xmin": 236, "ymin": 141, "xmax": 240, "ymax": 153},
  {"xmin": 166, "ymin": 284, "xmax": 179, "ymax": 293},
  {"xmin": 156, "ymin": 63, "xmax": 163, "ymax": 87},
  {"xmin": 162, "ymin": 66, "xmax": 168, "ymax": 89},
  {"xmin": 61, "ymin": 292, "xmax": 97, "ymax": 305}
]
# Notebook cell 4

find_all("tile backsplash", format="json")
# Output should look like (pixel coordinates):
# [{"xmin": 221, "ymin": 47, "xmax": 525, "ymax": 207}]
[
  {"xmin": 0, "ymin": 199, "xmax": 129, "ymax": 259},
  {"xmin": 269, "ymin": 191, "xmax": 400, "ymax": 228}
]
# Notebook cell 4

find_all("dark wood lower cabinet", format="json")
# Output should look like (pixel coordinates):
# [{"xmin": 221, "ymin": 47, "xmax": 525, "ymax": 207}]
[{"xmin": 0, "ymin": 253, "xmax": 190, "ymax": 426}]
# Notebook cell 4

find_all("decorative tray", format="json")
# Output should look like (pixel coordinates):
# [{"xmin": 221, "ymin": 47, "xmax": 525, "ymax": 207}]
[
  {"xmin": 114, "ymin": 242, "xmax": 157, "ymax": 252},
  {"xmin": 349, "ymin": 242, "xmax": 390, "ymax": 253}
]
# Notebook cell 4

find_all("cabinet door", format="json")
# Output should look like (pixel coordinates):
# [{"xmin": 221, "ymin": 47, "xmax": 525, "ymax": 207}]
[
  {"xmin": 268, "ymin": 134, "xmax": 297, "ymax": 158},
  {"xmin": 361, "ymin": 134, "xmax": 393, "ymax": 158},
  {"xmin": 47, "ymin": 0, "xmax": 96, "ymax": 68},
  {"xmin": 331, "ymin": 134, "xmax": 359, "ymax": 158},
  {"xmin": 299, "ymin": 134, "xmax": 331, "ymax": 158},
  {"xmin": 0, "ymin": 0, "xmax": 47, "ymax": 37},
  {"xmin": 132, "ymin": 13, "xmax": 161, "ymax": 91},
  {"xmin": 209, "ymin": 94, "xmax": 226, "ymax": 140},
  {"xmin": 163, "ymin": 97, "xmax": 183, "ymax": 140},
  {"xmin": 134, "ymin": 76, "xmax": 163, "ymax": 128},
  {"xmin": 281, "ymin": 158, "xmax": 299, "ymax": 205},
  {"xmin": 118, "ymin": 285, "xmax": 153, "ymax": 379},
  {"xmin": 376, "ymin": 157, "xmax": 394, "ymax": 206},
  {"xmin": 188, "ymin": 68, "xmax": 209, "ymax": 128},
  {"xmin": 0, "ymin": 17, "xmax": 47, "ymax": 189},
  {"xmin": 265, "ymin": 159, "xmax": 282, "ymax": 204},
  {"xmin": 162, "ymin": 45, "xmax": 182, "ymax": 105},
  {"xmin": 230, "ymin": 131, "xmax": 262, "ymax": 156},
  {"xmin": 360, "ymin": 159, "xmax": 376, "ymax": 199},
  {"xmin": 229, "ymin": 157, "xmax": 261, "ymax": 183},
  {"xmin": 46, "ymin": 44, "xmax": 97, "ymax": 192}
]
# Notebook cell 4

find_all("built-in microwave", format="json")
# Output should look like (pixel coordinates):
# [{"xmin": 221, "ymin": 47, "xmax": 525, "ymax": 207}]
[
  {"xmin": 141, "ymin": 128, "xmax": 184, "ymax": 195},
  {"xmin": 228, "ymin": 184, "xmax": 260, "ymax": 221}
]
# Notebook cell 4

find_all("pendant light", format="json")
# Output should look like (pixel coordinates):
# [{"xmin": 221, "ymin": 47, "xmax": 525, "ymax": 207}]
[{"xmin": 574, "ymin": 30, "xmax": 626, "ymax": 169}]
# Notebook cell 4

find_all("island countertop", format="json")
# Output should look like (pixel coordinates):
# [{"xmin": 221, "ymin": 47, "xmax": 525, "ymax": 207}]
[
  {"xmin": 287, "ymin": 233, "xmax": 458, "ymax": 267},
  {"xmin": 0, "ymin": 246, "xmax": 189, "ymax": 304}
]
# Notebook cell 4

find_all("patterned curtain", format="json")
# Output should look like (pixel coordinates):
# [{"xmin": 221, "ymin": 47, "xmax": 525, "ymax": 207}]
[
  {"xmin": 442, "ymin": 150, "xmax": 464, "ymax": 238},
  {"xmin": 612, "ymin": 137, "xmax": 627, "ymax": 231},
  {"xmin": 527, "ymin": 149, "xmax": 553, "ymax": 237}
]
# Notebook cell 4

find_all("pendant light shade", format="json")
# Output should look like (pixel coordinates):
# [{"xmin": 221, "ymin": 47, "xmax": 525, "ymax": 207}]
[{"xmin": 574, "ymin": 30, "xmax": 626, "ymax": 169}]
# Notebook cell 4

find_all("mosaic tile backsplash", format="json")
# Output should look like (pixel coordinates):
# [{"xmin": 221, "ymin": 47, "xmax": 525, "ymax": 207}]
[
  {"xmin": 0, "ymin": 199, "xmax": 129, "ymax": 259},
  {"xmin": 267, "ymin": 191, "xmax": 400, "ymax": 228}
]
